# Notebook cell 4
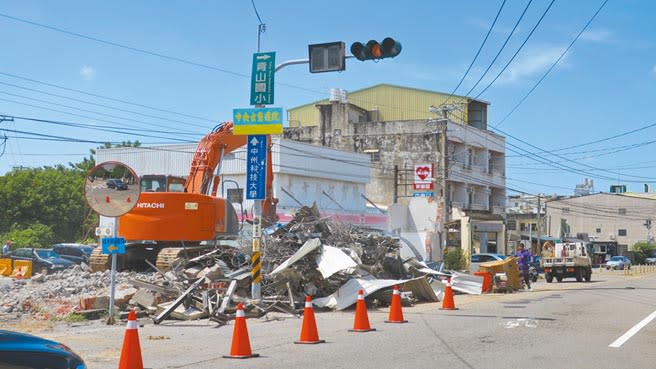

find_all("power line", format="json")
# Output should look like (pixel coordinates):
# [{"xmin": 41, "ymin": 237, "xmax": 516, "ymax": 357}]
[
  {"xmin": 0, "ymin": 91, "xmax": 203, "ymax": 136},
  {"xmin": 0, "ymin": 79, "xmax": 210, "ymax": 130},
  {"xmin": 1, "ymin": 112, "xmax": 195, "ymax": 143},
  {"xmin": 444, "ymin": 0, "xmax": 508, "ymax": 102},
  {"xmin": 493, "ymin": 0, "xmax": 610, "ymax": 127},
  {"xmin": 0, "ymin": 71, "xmax": 216, "ymax": 123},
  {"xmin": 474, "ymin": 0, "xmax": 557, "ymax": 99},
  {"xmin": 461, "ymin": 0, "xmax": 533, "ymax": 99}
]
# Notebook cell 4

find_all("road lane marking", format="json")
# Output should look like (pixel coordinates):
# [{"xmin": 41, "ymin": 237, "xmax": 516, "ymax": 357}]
[{"xmin": 609, "ymin": 310, "xmax": 656, "ymax": 348}]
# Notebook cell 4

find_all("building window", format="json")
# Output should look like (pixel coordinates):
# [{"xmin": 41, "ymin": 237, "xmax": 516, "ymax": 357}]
[
  {"xmin": 466, "ymin": 148, "xmax": 473, "ymax": 169},
  {"xmin": 618, "ymin": 229, "xmax": 627, "ymax": 236},
  {"xmin": 364, "ymin": 149, "xmax": 380, "ymax": 162},
  {"xmin": 618, "ymin": 208, "xmax": 626, "ymax": 215},
  {"xmin": 562, "ymin": 207, "xmax": 570, "ymax": 213},
  {"xmin": 596, "ymin": 228, "xmax": 601, "ymax": 233}
]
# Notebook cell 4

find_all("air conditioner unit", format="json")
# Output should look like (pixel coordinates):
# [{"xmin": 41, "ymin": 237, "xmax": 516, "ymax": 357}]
[{"xmin": 609, "ymin": 234, "xmax": 616, "ymax": 240}]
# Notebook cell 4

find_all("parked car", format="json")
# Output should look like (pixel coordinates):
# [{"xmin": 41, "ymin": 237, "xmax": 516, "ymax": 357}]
[
  {"xmin": 0, "ymin": 329, "xmax": 86, "ymax": 369},
  {"xmin": 10, "ymin": 248, "xmax": 75, "ymax": 275},
  {"xmin": 606, "ymin": 255, "xmax": 631, "ymax": 270},
  {"xmin": 470, "ymin": 253, "xmax": 507, "ymax": 273},
  {"xmin": 106, "ymin": 179, "xmax": 128, "ymax": 190},
  {"xmin": 646, "ymin": 253, "xmax": 656, "ymax": 265},
  {"xmin": 52, "ymin": 243, "xmax": 95, "ymax": 265}
]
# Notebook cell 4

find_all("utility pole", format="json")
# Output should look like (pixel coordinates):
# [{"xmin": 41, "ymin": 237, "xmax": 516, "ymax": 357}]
[
  {"xmin": 536, "ymin": 194, "xmax": 541, "ymax": 254},
  {"xmin": 429, "ymin": 105, "xmax": 458, "ymax": 261}
]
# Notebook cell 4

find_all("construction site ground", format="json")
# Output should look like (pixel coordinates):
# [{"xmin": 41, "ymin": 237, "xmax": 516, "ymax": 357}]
[{"xmin": 8, "ymin": 270, "xmax": 656, "ymax": 369}]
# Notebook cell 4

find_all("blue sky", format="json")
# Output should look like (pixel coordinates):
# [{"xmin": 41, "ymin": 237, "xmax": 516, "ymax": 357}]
[{"xmin": 0, "ymin": 0, "xmax": 655, "ymax": 196}]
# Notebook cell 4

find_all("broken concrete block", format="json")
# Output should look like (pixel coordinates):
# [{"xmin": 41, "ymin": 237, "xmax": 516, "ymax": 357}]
[
  {"xmin": 79, "ymin": 295, "xmax": 109, "ymax": 310},
  {"xmin": 197, "ymin": 265, "xmax": 223, "ymax": 280},
  {"xmin": 183, "ymin": 266, "xmax": 203, "ymax": 279},
  {"xmin": 130, "ymin": 288, "xmax": 160, "ymax": 309}
]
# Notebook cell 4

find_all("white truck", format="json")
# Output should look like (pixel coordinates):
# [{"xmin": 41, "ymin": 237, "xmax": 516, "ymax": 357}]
[{"xmin": 542, "ymin": 242, "xmax": 592, "ymax": 283}]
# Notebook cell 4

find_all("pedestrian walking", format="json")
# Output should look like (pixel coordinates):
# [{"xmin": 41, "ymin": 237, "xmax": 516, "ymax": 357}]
[{"xmin": 515, "ymin": 243, "xmax": 532, "ymax": 290}]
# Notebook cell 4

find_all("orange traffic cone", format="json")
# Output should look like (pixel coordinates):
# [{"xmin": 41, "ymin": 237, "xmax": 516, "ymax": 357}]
[
  {"xmin": 118, "ymin": 310, "xmax": 143, "ymax": 369},
  {"xmin": 295, "ymin": 296, "xmax": 325, "ymax": 344},
  {"xmin": 385, "ymin": 285, "xmax": 407, "ymax": 323},
  {"xmin": 14, "ymin": 267, "xmax": 23, "ymax": 280},
  {"xmin": 349, "ymin": 289, "xmax": 376, "ymax": 332},
  {"xmin": 223, "ymin": 304, "xmax": 259, "ymax": 359},
  {"xmin": 440, "ymin": 279, "xmax": 458, "ymax": 310}
]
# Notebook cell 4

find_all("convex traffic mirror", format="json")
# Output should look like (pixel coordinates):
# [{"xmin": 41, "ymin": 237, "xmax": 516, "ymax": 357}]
[{"xmin": 84, "ymin": 161, "xmax": 140, "ymax": 217}]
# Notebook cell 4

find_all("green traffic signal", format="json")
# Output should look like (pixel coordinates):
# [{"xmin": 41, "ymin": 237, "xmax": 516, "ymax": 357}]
[{"xmin": 350, "ymin": 37, "xmax": 402, "ymax": 61}]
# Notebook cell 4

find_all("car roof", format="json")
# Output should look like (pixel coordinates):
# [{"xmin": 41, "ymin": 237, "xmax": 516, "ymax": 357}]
[{"xmin": 0, "ymin": 330, "xmax": 65, "ymax": 353}]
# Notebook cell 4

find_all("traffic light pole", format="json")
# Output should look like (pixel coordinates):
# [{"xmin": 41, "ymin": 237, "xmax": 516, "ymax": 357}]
[{"xmin": 276, "ymin": 56, "xmax": 355, "ymax": 72}]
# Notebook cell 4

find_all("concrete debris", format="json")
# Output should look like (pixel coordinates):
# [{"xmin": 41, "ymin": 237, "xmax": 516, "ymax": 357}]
[{"xmin": 0, "ymin": 205, "xmax": 488, "ymax": 326}]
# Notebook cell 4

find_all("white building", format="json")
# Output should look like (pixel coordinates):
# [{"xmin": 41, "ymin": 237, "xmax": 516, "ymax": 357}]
[{"xmin": 96, "ymin": 137, "xmax": 387, "ymax": 227}]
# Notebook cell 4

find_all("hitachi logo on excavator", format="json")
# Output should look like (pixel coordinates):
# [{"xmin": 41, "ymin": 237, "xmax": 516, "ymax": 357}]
[{"xmin": 136, "ymin": 202, "xmax": 165, "ymax": 209}]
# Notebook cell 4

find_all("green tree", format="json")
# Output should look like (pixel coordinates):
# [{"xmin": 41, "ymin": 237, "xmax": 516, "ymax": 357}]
[
  {"xmin": 0, "ymin": 166, "xmax": 86, "ymax": 243},
  {"xmin": 1, "ymin": 223, "xmax": 55, "ymax": 248},
  {"xmin": 632, "ymin": 242, "xmax": 656, "ymax": 264}
]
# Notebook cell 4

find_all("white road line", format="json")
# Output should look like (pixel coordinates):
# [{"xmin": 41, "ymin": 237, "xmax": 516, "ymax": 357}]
[{"xmin": 609, "ymin": 310, "xmax": 656, "ymax": 348}]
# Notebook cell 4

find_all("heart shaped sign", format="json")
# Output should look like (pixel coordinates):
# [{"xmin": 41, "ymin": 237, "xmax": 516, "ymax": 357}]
[{"xmin": 415, "ymin": 166, "xmax": 430, "ymax": 181}]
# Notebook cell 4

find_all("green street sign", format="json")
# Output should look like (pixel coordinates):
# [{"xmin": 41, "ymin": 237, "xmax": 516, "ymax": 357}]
[{"xmin": 250, "ymin": 52, "xmax": 275, "ymax": 105}]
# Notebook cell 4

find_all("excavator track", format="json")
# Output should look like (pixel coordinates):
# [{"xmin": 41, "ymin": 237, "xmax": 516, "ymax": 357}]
[
  {"xmin": 89, "ymin": 247, "xmax": 111, "ymax": 273},
  {"xmin": 155, "ymin": 246, "xmax": 217, "ymax": 271}
]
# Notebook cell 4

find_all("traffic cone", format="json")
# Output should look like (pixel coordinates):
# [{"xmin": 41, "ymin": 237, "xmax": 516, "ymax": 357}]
[
  {"xmin": 385, "ymin": 285, "xmax": 407, "ymax": 323},
  {"xmin": 223, "ymin": 304, "xmax": 259, "ymax": 359},
  {"xmin": 349, "ymin": 290, "xmax": 376, "ymax": 332},
  {"xmin": 295, "ymin": 296, "xmax": 325, "ymax": 344},
  {"xmin": 14, "ymin": 267, "xmax": 23, "ymax": 280},
  {"xmin": 118, "ymin": 310, "xmax": 143, "ymax": 369},
  {"xmin": 440, "ymin": 279, "xmax": 458, "ymax": 310}
]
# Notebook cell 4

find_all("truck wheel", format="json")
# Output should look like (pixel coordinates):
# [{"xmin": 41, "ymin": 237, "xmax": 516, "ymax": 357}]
[
  {"xmin": 556, "ymin": 275, "xmax": 563, "ymax": 282},
  {"xmin": 576, "ymin": 269, "xmax": 583, "ymax": 282},
  {"xmin": 585, "ymin": 268, "xmax": 592, "ymax": 282},
  {"xmin": 545, "ymin": 273, "xmax": 553, "ymax": 283}
]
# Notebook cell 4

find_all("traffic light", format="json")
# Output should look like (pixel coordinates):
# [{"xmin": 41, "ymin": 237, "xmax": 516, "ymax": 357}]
[{"xmin": 350, "ymin": 37, "xmax": 402, "ymax": 61}]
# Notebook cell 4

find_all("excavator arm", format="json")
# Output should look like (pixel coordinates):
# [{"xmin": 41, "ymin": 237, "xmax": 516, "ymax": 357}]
[{"xmin": 185, "ymin": 121, "xmax": 278, "ymax": 225}]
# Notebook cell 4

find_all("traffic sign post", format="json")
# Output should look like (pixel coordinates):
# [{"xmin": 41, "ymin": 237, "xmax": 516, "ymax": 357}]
[
  {"xmin": 84, "ymin": 161, "xmax": 140, "ymax": 325},
  {"xmin": 250, "ymin": 52, "xmax": 275, "ymax": 105},
  {"xmin": 246, "ymin": 135, "xmax": 268, "ymax": 200}
]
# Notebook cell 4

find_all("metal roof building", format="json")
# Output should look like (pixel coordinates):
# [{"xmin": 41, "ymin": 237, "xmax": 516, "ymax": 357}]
[{"xmin": 96, "ymin": 137, "xmax": 385, "ymax": 225}]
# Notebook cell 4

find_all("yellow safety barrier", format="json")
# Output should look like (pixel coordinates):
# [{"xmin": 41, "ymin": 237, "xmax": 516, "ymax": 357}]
[
  {"xmin": 0, "ymin": 258, "xmax": 11, "ymax": 276},
  {"xmin": 11, "ymin": 260, "xmax": 32, "ymax": 279}
]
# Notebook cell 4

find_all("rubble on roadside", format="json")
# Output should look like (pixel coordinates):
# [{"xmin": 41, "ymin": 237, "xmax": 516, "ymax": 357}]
[{"xmin": 0, "ymin": 204, "xmax": 455, "ymax": 325}]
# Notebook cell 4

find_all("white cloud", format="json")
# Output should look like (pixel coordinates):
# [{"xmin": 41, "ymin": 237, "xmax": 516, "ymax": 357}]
[
  {"xmin": 80, "ymin": 66, "xmax": 96, "ymax": 80},
  {"xmin": 498, "ymin": 46, "xmax": 568, "ymax": 84},
  {"xmin": 580, "ymin": 29, "xmax": 613, "ymax": 43}
]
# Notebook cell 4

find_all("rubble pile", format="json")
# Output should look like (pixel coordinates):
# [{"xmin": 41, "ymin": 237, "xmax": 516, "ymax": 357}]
[
  {"xmin": 261, "ymin": 205, "xmax": 407, "ymax": 300},
  {"xmin": 1, "ymin": 205, "xmax": 457, "ymax": 325},
  {"xmin": 0, "ymin": 264, "xmax": 158, "ymax": 321}
]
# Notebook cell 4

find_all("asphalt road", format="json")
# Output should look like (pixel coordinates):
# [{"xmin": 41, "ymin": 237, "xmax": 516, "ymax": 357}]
[{"xmin": 27, "ymin": 270, "xmax": 656, "ymax": 369}]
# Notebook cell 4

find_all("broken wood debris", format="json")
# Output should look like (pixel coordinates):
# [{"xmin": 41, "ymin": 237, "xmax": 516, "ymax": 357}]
[{"xmin": 121, "ymin": 204, "xmax": 448, "ymax": 325}]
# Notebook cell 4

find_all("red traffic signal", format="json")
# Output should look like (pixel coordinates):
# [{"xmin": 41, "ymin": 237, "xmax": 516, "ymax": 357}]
[{"xmin": 351, "ymin": 37, "xmax": 402, "ymax": 61}]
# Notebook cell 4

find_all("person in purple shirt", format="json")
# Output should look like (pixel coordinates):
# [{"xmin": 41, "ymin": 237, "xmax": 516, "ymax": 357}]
[{"xmin": 515, "ymin": 243, "xmax": 532, "ymax": 290}]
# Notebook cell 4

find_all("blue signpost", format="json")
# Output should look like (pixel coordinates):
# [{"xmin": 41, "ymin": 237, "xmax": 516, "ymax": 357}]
[
  {"xmin": 101, "ymin": 237, "xmax": 126, "ymax": 255},
  {"xmin": 246, "ymin": 135, "xmax": 268, "ymax": 200}
]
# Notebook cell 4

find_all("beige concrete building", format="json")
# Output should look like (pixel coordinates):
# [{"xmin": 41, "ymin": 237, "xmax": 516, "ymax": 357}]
[
  {"xmin": 283, "ymin": 84, "xmax": 506, "ymax": 260},
  {"xmin": 546, "ymin": 192, "xmax": 656, "ymax": 256}
]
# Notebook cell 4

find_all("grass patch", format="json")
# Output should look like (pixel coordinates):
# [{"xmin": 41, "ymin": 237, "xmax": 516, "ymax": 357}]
[{"xmin": 62, "ymin": 312, "xmax": 87, "ymax": 323}]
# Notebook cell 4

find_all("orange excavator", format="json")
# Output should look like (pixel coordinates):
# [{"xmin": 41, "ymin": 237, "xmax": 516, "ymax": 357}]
[{"xmin": 90, "ymin": 122, "xmax": 278, "ymax": 272}]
